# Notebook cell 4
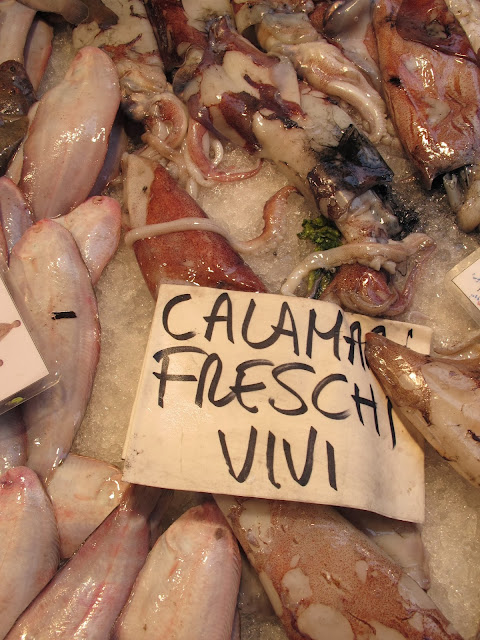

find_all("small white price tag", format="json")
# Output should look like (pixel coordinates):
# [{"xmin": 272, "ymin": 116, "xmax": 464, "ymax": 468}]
[
  {"xmin": 446, "ymin": 248, "xmax": 480, "ymax": 325},
  {"xmin": 0, "ymin": 276, "xmax": 49, "ymax": 411}
]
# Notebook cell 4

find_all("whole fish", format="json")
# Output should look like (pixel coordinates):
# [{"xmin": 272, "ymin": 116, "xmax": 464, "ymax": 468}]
[
  {"xmin": 54, "ymin": 195, "xmax": 121, "ymax": 286},
  {"xmin": 46, "ymin": 453, "xmax": 129, "ymax": 558},
  {"xmin": 9, "ymin": 220, "xmax": 100, "ymax": 484},
  {"xmin": 6, "ymin": 485, "xmax": 158, "ymax": 640},
  {"xmin": 112, "ymin": 501, "xmax": 241, "ymax": 640},
  {"xmin": 0, "ymin": 1, "xmax": 35, "ymax": 65},
  {"xmin": 0, "ymin": 466, "xmax": 59, "ymax": 640},
  {"xmin": 24, "ymin": 18, "xmax": 53, "ymax": 91},
  {"xmin": 19, "ymin": 46, "xmax": 120, "ymax": 220}
]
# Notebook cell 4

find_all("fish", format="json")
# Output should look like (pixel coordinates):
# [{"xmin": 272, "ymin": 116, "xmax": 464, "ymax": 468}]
[
  {"xmin": 0, "ymin": 176, "xmax": 34, "ymax": 256},
  {"xmin": 24, "ymin": 18, "xmax": 53, "ymax": 92},
  {"xmin": 365, "ymin": 332, "xmax": 480, "ymax": 488},
  {"xmin": 6, "ymin": 485, "xmax": 158, "ymax": 640},
  {"xmin": 0, "ymin": 409, "xmax": 27, "ymax": 474},
  {"xmin": 19, "ymin": 46, "xmax": 120, "ymax": 220},
  {"xmin": 8, "ymin": 220, "xmax": 100, "ymax": 484},
  {"xmin": 0, "ymin": 60, "xmax": 35, "ymax": 118},
  {"xmin": 112, "ymin": 501, "xmax": 241, "ymax": 640},
  {"xmin": 0, "ymin": 1, "xmax": 35, "ymax": 65},
  {"xmin": 54, "ymin": 195, "xmax": 121, "ymax": 286},
  {"xmin": 0, "ymin": 466, "xmax": 59, "ymax": 639},
  {"xmin": 46, "ymin": 453, "xmax": 130, "ymax": 558}
]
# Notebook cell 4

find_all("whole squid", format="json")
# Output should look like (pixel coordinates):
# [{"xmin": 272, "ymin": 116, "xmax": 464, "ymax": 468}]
[
  {"xmin": 372, "ymin": 0, "xmax": 480, "ymax": 187},
  {"xmin": 124, "ymin": 158, "xmax": 267, "ymax": 297},
  {"xmin": 365, "ymin": 332, "xmax": 480, "ymax": 488},
  {"xmin": 216, "ymin": 495, "xmax": 462, "ymax": 640}
]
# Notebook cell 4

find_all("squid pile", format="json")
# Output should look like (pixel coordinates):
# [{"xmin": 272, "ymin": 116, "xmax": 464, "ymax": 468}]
[{"xmin": 0, "ymin": 0, "xmax": 479, "ymax": 638}]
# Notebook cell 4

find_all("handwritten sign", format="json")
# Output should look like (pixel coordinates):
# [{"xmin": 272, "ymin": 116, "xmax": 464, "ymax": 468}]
[
  {"xmin": 0, "ymin": 275, "xmax": 50, "ymax": 413},
  {"xmin": 123, "ymin": 285, "xmax": 431, "ymax": 522},
  {"xmin": 447, "ymin": 248, "xmax": 480, "ymax": 325}
]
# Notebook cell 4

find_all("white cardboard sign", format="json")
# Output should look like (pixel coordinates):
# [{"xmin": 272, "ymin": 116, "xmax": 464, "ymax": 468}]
[
  {"xmin": 0, "ymin": 276, "xmax": 49, "ymax": 408},
  {"xmin": 123, "ymin": 285, "xmax": 431, "ymax": 522}
]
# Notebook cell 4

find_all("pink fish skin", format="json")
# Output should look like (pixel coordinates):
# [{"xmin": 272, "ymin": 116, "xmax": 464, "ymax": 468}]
[
  {"xmin": 47, "ymin": 453, "xmax": 130, "ymax": 559},
  {"xmin": 19, "ymin": 46, "xmax": 120, "ymax": 220},
  {"xmin": 112, "ymin": 502, "xmax": 241, "ymax": 640},
  {"xmin": 55, "ymin": 196, "xmax": 121, "ymax": 286},
  {"xmin": 0, "ymin": 176, "xmax": 34, "ymax": 256},
  {"xmin": 0, "ymin": 466, "xmax": 59, "ymax": 639},
  {"xmin": 0, "ymin": 1, "xmax": 35, "ymax": 65},
  {"xmin": 24, "ymin": 18, "xmax": 54, "ymax": 91},
  {"xmin": 9, "ymin": 220, "xmax": 100, "ymax": 484},
  {"xmin": 6, "ymin": 486, "xmax": 158, "ymax": 640}
]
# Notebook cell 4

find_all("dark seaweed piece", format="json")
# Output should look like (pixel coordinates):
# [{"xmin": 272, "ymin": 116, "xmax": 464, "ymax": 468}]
[
  {"xmin": 396, "ymin": 0, "xmax": 478, "ymax": 65},
  {"xmin": 0, "ymin": 115, "xmax": 28, "ymax": 176},
  {"xmin": 0, "ymin": 61, "xmax": 35, "ymax": 118}
]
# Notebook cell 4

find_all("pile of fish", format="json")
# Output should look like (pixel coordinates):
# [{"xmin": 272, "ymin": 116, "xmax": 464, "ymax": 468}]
[{"xmin": 0, "ymin": 0, "xmax": 479, "ymax": 638}]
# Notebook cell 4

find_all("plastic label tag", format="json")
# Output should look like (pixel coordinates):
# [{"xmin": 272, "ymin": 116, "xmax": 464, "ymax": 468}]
[{"xmin": 0, "ymin": 275, "xmax": 50, "ymax": 413}]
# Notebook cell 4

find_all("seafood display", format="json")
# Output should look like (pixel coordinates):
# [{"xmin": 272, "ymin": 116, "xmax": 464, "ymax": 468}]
[{"xmin": 0, "ymin": 0, "xmax": 479, "ymax": 639}]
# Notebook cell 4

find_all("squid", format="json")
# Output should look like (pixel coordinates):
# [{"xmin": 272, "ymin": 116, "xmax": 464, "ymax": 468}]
[
  {"xmin": 309, "ymin": 0, "xmax": 382, "ymax": 91},
  {"xmin": 123, "ymin": 157, "xmax": 267, "ymax": 297},
  {"xmin": 372, "ymin": 0, "xmax": 480, "ymax": 188},
  {"xmin": 339, "ymin": 508, "xmax": 431, "ymax": 590},
  {"xmin": 365, "ymin": 332, "xmax": 480, "ymax": 488},
  {"xmin": 256, "ymin": 12, "xmax": 388, "ymax": 143},
  {"xmin": 216, "ymin": 495, "xmax": 462, "ymax": 640}
]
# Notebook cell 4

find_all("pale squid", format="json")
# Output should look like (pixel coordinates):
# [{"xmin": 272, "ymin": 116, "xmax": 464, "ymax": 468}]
[
  {"xmin": 215, "ymin": 495, "xmax": 463, "ymax": 640},
  {"xmin": 365, "ymin": 332, "xmax": 480, "ymax": 489}
]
